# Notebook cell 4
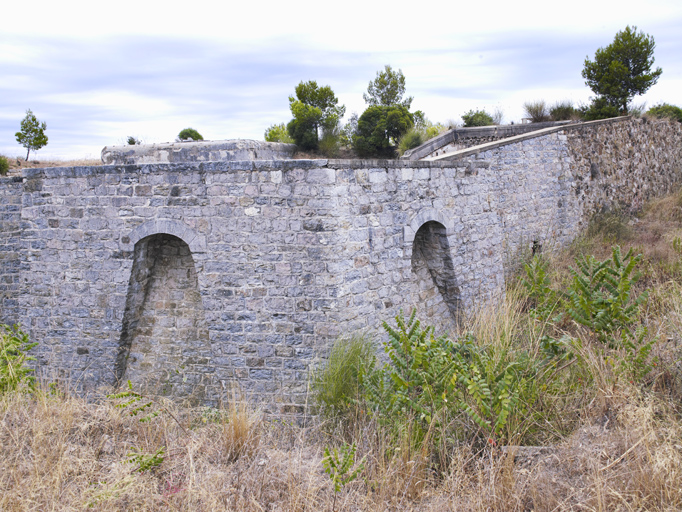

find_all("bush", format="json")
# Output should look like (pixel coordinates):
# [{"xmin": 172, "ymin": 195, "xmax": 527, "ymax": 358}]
[
  {"xmin": 646, "ymin": 103, "xmax": 682, "ymax": 122},
  {"xmin": 177, "ymin": 128, "xmax": 203, "ymax": 141},
  {"xmin": 523, "ymin": 100, "xmax": 549, "ymax": 122},
  {"xmin": 550, "ymin": 101, "xmax": 578, "ymax": 121},
  {"xmin": 126, "ymin": 136, "xmax": 142, "ymax": 145},
  {"xmin": 461, "ymin": 109, "xmax": 494, "ymax": 127},
  {"xmin": 580, "ymin": 97, "xmax": 621, "ymax": 120},
  {"xmin": 353, "ymin": 105, "xmax": 413, "ymax": 157},
  {"xmin": 1, "ymin": 325, "xmax": 37, "ymax": 394},
  {"xmin": 318, "ymin": 128, "xmax": 341, "ymax": 158},
  {"xmin": 264, "ymin": 123, "xmax": 294, "ymax": 143},
  {"xmin": 0, "ymin": 156, "xmax": 9, "ymax": 176}
]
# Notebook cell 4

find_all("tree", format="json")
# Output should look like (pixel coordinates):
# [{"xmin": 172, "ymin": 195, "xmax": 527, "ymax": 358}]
[
  {"xmin": 287, "ymin": 81, "xmax": 345, "ymax": 150},
  {"xmin": 363, "ymin": 65, "xmax": 413, "ymax": 110},
  {"xmin": 126, "ymin": 136, "xmax": 142, "ymax": 145},
  {"xmin": 461, "ymin": 109, "xmax": 494, "ymax": 127},
  {"xmin": 582, "ymin": 26, "xmax": 662, "ymax": 115},
  {"xmin": 264, "ymin": 123, "xmax": 294, "ymax": 143},
  {"xmin": 15, "ymin": 109, "xmax": 48, "ymax": 161},
  {"xmin": 352, "ymin": 105, "xmax": 413, "ymax": 157},
  {"xmin": 178, "ymin": 128, "xmax": 203, "ymax": 141}
]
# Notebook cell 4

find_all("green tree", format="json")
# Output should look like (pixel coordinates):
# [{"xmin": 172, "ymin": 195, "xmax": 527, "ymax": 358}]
[
  {"xmin": 264, "ymin": 123, "xmax": 294, "ymax": 143},
  {"xmin": 353, "ymin": 105, "xmax": 413, "ymax": 157},
  {"xmin": 582, "ymin": 26, "xmax": 662, "ymax": 115},
  {"xmin": 363, "ymin": 65, "xmax": 413, "ymax": 110},
  {"xmin": 15, "ymin": 109, "xmax": 48, "ymax": 161},
  {"xmin": 126, "ymin": 136, "xmax": 142, "ymax": 145},
  {"xmin": 461, "ymin": 109, "xmax": 494, "ymax": 127},
  {"xmin": 178, "ymin": 128, "xmax": 203, "ymax": 141},
  {"xmin": 287, "ymin": 81, "xmax": 345, "ymax": 150}
]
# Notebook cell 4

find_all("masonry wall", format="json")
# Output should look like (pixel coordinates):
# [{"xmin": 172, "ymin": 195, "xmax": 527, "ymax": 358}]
[
  {"xmin": 0, "ymin": 176, "xmax": 23, "ymax": 326},
  {"xmin": 2, "ymin": 116, "xmax": 681, "ymax": 410}
]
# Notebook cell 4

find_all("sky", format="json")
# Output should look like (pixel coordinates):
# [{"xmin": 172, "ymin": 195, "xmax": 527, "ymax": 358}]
[{"xmin": 1, "ymin": 0, "xmax": 681, "ymax": 160}]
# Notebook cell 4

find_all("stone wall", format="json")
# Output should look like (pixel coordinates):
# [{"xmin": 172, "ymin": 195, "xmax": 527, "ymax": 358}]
[
  {"xmin": 0, "ymin": 176, "xmax": 23, "ymax": 326},
  {"xmin": 1, "ymin": 116, "xmax": 681, "ymax": 410}
]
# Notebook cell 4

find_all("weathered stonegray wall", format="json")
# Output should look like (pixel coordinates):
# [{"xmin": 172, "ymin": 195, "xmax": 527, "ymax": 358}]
[
  {"xmin": 1, "ymin": 116, "xmax": 680, "ymax": 411},
  {"xmin": 0, "ymin": 176, "xmax": 23, "ymax": 326}
]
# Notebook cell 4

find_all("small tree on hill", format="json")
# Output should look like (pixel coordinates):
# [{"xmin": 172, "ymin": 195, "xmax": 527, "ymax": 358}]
[
  {"xmin": 15, "ymin": 109, "xmax": 48, "ymax": 161},
  {"xmin": 582, "ymin": 26, "xmax": 662, "ymax": 115},
  {"xmin": 363, "ymin": 65, "xmax": 413, "ymax": 110},
  {"xmin": 178, "ymin": 128, "xmax": 203, "ymax": 141}
]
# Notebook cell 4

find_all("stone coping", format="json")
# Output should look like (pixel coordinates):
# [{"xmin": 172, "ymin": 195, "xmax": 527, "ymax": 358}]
[
  {"xmin": 20, "ymin": 159, "xmax": 492, "ymax": 180},
  {"xmin": 425, "ymin": 116, "xmax": 632, "ymax": 162}
]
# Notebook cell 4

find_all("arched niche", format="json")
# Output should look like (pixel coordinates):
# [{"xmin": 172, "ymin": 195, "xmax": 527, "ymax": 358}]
[{"xmin": 115, "ymin": 233, "xmax": 212, "ymax": 399}]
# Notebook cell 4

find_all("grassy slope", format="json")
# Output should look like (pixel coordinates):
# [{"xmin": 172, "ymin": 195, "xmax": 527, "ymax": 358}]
[{"xmin": 2, "ymin": 191, "xmax": 682, "ymax": 511}]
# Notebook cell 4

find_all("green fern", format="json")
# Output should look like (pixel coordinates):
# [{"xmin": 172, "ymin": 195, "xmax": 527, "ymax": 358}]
[{"xmin": 567, "ymin": 246, "xmax": 647, "ymax": 344}]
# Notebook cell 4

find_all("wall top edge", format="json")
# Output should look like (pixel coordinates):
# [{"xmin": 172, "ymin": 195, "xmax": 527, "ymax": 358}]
[{"xmin": 19, "ymin": 158, "xmax": 485, "ymax": 179}]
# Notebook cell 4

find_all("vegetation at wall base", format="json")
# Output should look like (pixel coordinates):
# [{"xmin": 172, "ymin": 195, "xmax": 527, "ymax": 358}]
[{"xmin": 4, "ymin": 188, "xmax": 682, "ymax": 509}]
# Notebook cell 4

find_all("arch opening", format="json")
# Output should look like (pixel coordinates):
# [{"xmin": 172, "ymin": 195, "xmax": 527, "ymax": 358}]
[
  {"xmin": 411, "ymin": 221, "xmax": 461, "ymax": 322},
  {"xmin": 115, "ymin": 233, "xmax": 211, "ymax": 398}
]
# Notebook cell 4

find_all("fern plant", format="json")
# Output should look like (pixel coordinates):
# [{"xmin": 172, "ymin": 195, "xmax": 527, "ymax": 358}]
[
  {"xmin": 455, "ymin": 346, "xmax": 527, "ymax": 444},
  {"xmin": 363, "ymin": 310, "xmax": 460, "ymax": 441},
  {"xmin": 322, "ymin": 442, "xmax": 366, "ymax": 511},
  {"xmin": 566, "ymin": 246, "xmax": 647, "ymax": 345},
  {"xmin": 1, "ymin": 324, "xmax": 38, "ymax": 394}
]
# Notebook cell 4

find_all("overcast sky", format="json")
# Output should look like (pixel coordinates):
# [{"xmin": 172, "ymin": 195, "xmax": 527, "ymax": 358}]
[{"xmin": 2, "ymin": 0, "xmax": 681, "ymax": 160}]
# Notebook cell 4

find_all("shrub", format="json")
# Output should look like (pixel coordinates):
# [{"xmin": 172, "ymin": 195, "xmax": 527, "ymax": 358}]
[
  {"xmin": 550, "ymin": 101, "xmax": 578, "ymax": 121},
  {"xmin": 646, "ymin": 103, "xmax": 682, "ymax": 122},
  {"xmin": 523, "ymin": 100, "xmax": 549, "ymax": 122},
  {"xmin": 1, "ymin": 324, "xmax": 37, "ymax": 394},
  {"xmin": 318, "ymin": 128, "xmax": 341, "ymax": 158},
  {"xmin": 566, "ymin": 246, "xmax": 647, "ymax": 344},
  {"xmin": 126, "ymin": 136, "xmax": 142, "ymax": 145},
  {"xmin": 177, "ymin": 128, "xmax": 203, "ymax": 141},
  {"xmin": 461, "ymin": 109, "xmax": 494, "ymax": 127},
  {"xmin": 264, "ymin": 123, "xmax": 294, "ymax": 143},
  {"xmin": 0, "ymin": 156, "xmax": 9, "ymax": 176}
]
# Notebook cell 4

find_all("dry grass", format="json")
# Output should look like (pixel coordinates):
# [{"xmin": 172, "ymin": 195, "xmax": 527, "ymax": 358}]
[{"xmin": 1, "ymin": 154, "xmax": 102, "ymax": 172}]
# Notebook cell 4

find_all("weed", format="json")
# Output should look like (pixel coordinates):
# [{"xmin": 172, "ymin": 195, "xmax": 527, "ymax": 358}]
[
  {"xmin": 322, "ymin": 442, "xmax": 366, "ymax": 511},
  {"xmin": 126, "ymin": 446, "xmax": 165, "ymax": 473}
]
